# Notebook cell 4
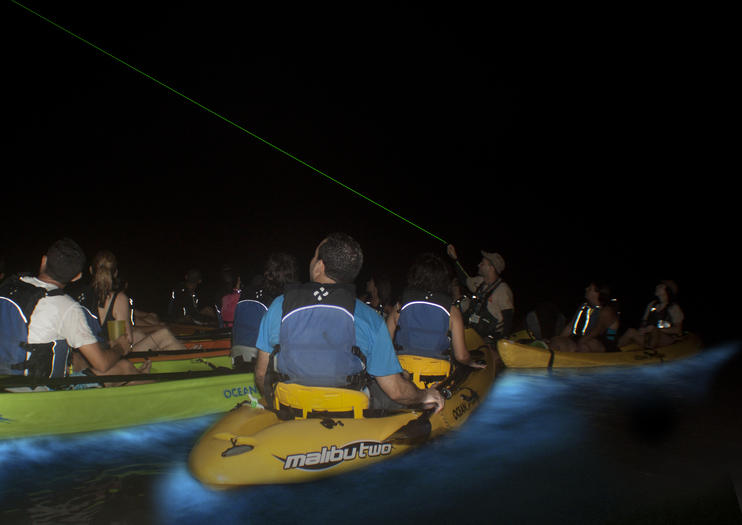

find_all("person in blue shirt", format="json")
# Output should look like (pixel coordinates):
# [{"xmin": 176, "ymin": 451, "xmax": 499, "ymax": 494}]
[{"xmin": 254, "ymin": 233, "xmax": 444, "ymax": 413}]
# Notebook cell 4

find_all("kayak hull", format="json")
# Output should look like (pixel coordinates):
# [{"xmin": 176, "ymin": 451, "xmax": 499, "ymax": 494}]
[
  {"xmin": 188, "ymin": 329, "xmax": 500, "ymax": 488},
  {"xmin": 0, "ymin": 371, "xmax": 257, "ymax": 440},
  {"xmin": 497, "ymin": 332, "xmax": 702, "ymax": 368}
]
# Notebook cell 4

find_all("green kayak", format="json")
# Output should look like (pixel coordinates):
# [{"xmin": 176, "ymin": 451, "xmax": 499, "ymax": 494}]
[{"xmin": 0, "ymin": 368, "xmax": 257, "ymax": 440}]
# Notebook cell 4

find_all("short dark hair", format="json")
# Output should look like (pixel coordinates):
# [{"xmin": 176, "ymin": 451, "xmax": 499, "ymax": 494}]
[
  {"xmin": 264, "ymin": 252, "xmax": 299, "ymax": 296},
  {"xmin": 407, "ymin": 252, "xmax": 452, "ymax": 294},
  {"xmin": 45, "ymin": 238, "xmax": 86, "ymax": 284},
  {"xmin": 318, "ymin": 233, "xmax": 363, "ymax": 284}
]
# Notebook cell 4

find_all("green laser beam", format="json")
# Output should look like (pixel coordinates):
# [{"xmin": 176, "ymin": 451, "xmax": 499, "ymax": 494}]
[{"xmin": 11, "ymin": 0, "xmax": 448, "ymax": 245}]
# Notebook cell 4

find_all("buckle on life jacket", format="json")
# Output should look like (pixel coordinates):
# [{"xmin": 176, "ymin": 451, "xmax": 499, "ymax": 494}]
[
  {"xmin": 11, "ymin": 342, "xmax": 57, "ymax": 378},
  {"xmin": 397, "ymin": 355, "xmax": 451, "ymax": 389},
  {"xmin": 273, "ymin": 382, "xmax": 369, "ymax": 419}
]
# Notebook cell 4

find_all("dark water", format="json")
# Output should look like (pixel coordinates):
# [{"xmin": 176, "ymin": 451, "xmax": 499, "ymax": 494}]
[{"xmin": 2, "ymin": 343, "xmax": 741, "ymax": 525}]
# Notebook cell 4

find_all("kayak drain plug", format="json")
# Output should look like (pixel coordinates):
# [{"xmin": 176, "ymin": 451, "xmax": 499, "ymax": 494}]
[{"xmin": 221, "ymin": 438, "xmax": 254, "ymax": 457}]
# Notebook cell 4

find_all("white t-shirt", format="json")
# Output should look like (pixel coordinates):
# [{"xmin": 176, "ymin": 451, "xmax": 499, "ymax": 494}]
[{"xmin": 22, "ymin": 276, "xmax": 99, "ymax": 349}]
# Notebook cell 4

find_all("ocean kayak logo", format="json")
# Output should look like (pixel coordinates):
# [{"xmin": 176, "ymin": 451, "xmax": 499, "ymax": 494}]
[
  {"xmin": 223, "ymin": 384, "xmax": 259, "ymax": 399},
  {"xmin": 452, "ymin": 386, "xmax": 480, "ymax": 420},
  {"xmin": 276, "ymin": 440, "xmax": 393, "ymax": 471}
]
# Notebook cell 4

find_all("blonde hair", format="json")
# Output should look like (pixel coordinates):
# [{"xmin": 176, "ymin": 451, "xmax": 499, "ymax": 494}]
[{"xmin": 91, "ymin": 250, "xmax": 118, "ymax": 307}]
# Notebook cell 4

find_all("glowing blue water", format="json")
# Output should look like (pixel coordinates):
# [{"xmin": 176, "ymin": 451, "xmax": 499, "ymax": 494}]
[{"xmin": 1, "ymin": 343, "xmax": 740, "ymax": 524}]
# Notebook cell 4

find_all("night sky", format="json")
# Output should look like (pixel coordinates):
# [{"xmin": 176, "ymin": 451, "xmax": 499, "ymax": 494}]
[{"xmin": 3, "ymin": 2, "xmax": 735, "ymax": 344}]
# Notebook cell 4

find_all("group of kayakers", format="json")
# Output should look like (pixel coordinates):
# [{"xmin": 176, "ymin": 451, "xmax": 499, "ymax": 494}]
[{"xmin": 1, "ymin": 233, "xmax": 685, "ymax": 415}]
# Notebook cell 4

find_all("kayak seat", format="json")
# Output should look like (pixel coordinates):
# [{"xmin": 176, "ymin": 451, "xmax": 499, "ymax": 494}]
[
  {"xmin": 397, "ymin": 355, "xmax": 451, "ymax": 389},
  {"xmin": 273, "ymin": 382, "xmax": 369, "ymax": 419}
]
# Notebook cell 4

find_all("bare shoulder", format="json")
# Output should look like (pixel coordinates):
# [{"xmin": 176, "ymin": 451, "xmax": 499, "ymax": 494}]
[{"xmin": 114, "ymin": 290, "xmax": 131, "ymax": 305}]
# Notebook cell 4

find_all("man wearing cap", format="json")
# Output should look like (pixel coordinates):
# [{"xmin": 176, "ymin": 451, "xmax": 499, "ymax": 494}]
[{"xmin": 446, "ymin": 245, "xmax": 514, "ymax": 341}]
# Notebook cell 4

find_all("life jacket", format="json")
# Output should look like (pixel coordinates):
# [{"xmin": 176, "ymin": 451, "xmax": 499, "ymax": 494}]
[
  {"xmin": 70, "ymin": 285, "xmax": 107, "ymax": 344},
  {"xmin": 274, "ymin": 282, "xmax": 365, "ymax": 389},
  {"xmin": 168, "ymin": 283, "xmax": 200, "ymax": 319},
  {"xmin": 0, "ymin": 275, "xmax": 71, "ymax": 378},
  {"xmin": 231, "ymin": 289, "xmax": 273, "ymax": 348},
  {"xmin": 569, "ymin": 302, "xmax": 600, "ymax": 337},
  {"xmin": 467, "ymin": 279, "xmax": 504, "ymax": 338},
  {"xmin": 394, "ymin": 288, "xmax": 452, "ymax": 359},
  {"xmin": 569, "ymin": 301, "xmax": 618, "ymax": 345},
  {"xmin": 644, "ymin": 300, "xmax": 677, "ymax": 329}
]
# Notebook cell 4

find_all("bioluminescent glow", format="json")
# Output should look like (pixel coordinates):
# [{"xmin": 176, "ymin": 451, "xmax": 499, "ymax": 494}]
[
  {"xmin": 2, "ymin": 344, "xmax": 739, "ymax": 524},
  {"xmin": 9, "ymin": 0, "xmax": 448, "ymax": 245}
]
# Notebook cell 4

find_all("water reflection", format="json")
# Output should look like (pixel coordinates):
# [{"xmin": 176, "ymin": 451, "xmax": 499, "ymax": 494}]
[{"xmin": 2, "ymin": 343, "xmax": 741, "ymax": 524}]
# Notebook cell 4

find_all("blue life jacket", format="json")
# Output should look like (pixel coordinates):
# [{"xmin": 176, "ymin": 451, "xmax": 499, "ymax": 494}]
[
  {"xmin": 394, "ymin": 288, "xmax": 452, "ymax": 359},
  {"xmin": 231, "ymin": 289, "xmax": 272, "ymax": 348},
  {"xmin": 275, "ymin": 282, "xmax": 364, "ymax": 388},
  {"xmin": 0, "ymin": 275, "xmax": 71, "ymax": 378}
]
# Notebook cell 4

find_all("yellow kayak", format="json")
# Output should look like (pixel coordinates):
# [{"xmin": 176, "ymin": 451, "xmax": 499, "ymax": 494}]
[
  {"xmin": 188, "ymin": 329, "xmax": 501, "ymax": 488},
  {"xmin": 497, "ymin": 331, "xmax": 702, "ymax": 368}
]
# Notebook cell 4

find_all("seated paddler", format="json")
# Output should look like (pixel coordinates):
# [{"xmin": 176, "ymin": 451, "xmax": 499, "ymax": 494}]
[
  {"xmin": 386, "ymin": 253, "xmax": 486, "ymax": 390},
  {"xmin": 0, "ymin": 238, "xmax": 149, "ymax": 383},
  {"xmin": 254, "ymin": 232, "xmax": 444, "ymax": 418}
]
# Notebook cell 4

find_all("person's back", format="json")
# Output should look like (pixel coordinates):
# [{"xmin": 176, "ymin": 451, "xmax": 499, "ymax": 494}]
[
  {"xmin": 0, "ymin": 274, "xmax": 77, "ymax": 377},
  {"xmin": 255, "ymin": 233, "xmax": 444, "ymax": 415},
  {"xmin": 231, "ymin": 289, "xmax": 269, "ymax": 351},
  {"xmin": 168, "ymin": 268, "xmax": 213, "ymax": 325},
  {"xmin": 275, "ymin": 282, "xmax": 365, "ymax": 388},
  {"xmin": 394, "ymin": 287, "xmax": 452, "ymax": 360},
  {"xmin": 387, "ymin": 252, "xmax": 485, "ymax": 391},
  {"xmin": 231, "ymin": 254, "xmax": 298, "ymax": 369}
]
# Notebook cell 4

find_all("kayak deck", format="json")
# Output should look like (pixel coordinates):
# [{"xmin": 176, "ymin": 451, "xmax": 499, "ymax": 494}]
[
  {"xmin": 188, "ymin": 329, "xmax": 501, "ymax": 488},
  {"xmin": 497, "ymin": 332, "xmax": 702, "ymax": 368}
]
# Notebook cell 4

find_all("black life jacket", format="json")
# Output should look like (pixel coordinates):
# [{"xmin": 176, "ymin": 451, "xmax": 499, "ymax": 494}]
[
  {"xmin": 394, "ymin": 288, "xmax": 451, "ymax": 359},
  {"xmin": 643, "ymin": 300, "xmax": 677, "ymax": 329},
  {"xmin": 569, "ymin": 301, "xmax": 618, "ymax": 345},
  {"xmin": 0, "ymin": 275, "xmax": 71, "ymax": 378},
  {"xmin": 467, "ymin": 278, "xmax": 504, "ymax": 338},
  {"xmin": 275, "ymin": 282, "xmax": 365, "ymax": 388},
  {"xmin": 569, "ymin": 302, "xmax": 600, "ymax": 337},
  {"xmin": 168, "ymin": 283, "xmax": 200, "ymax": 319}
]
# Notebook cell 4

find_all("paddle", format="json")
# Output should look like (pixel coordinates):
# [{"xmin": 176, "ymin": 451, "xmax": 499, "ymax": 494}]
[
  {"xmin": 174, "ymin": 327, "xmax": 232, "ymax": 341},
  {"xmin": 127, "ymin": 347, "xmax": 230, "ymax": 359},
  {"xmin": 383, "ymin": 346, "xmax": 488, "ymax": 444}
]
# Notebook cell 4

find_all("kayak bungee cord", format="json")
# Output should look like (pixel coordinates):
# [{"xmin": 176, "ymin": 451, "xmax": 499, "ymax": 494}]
[{"xmin": 10, "ymin": 0, "xmax": 448, "ymax": 245}]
